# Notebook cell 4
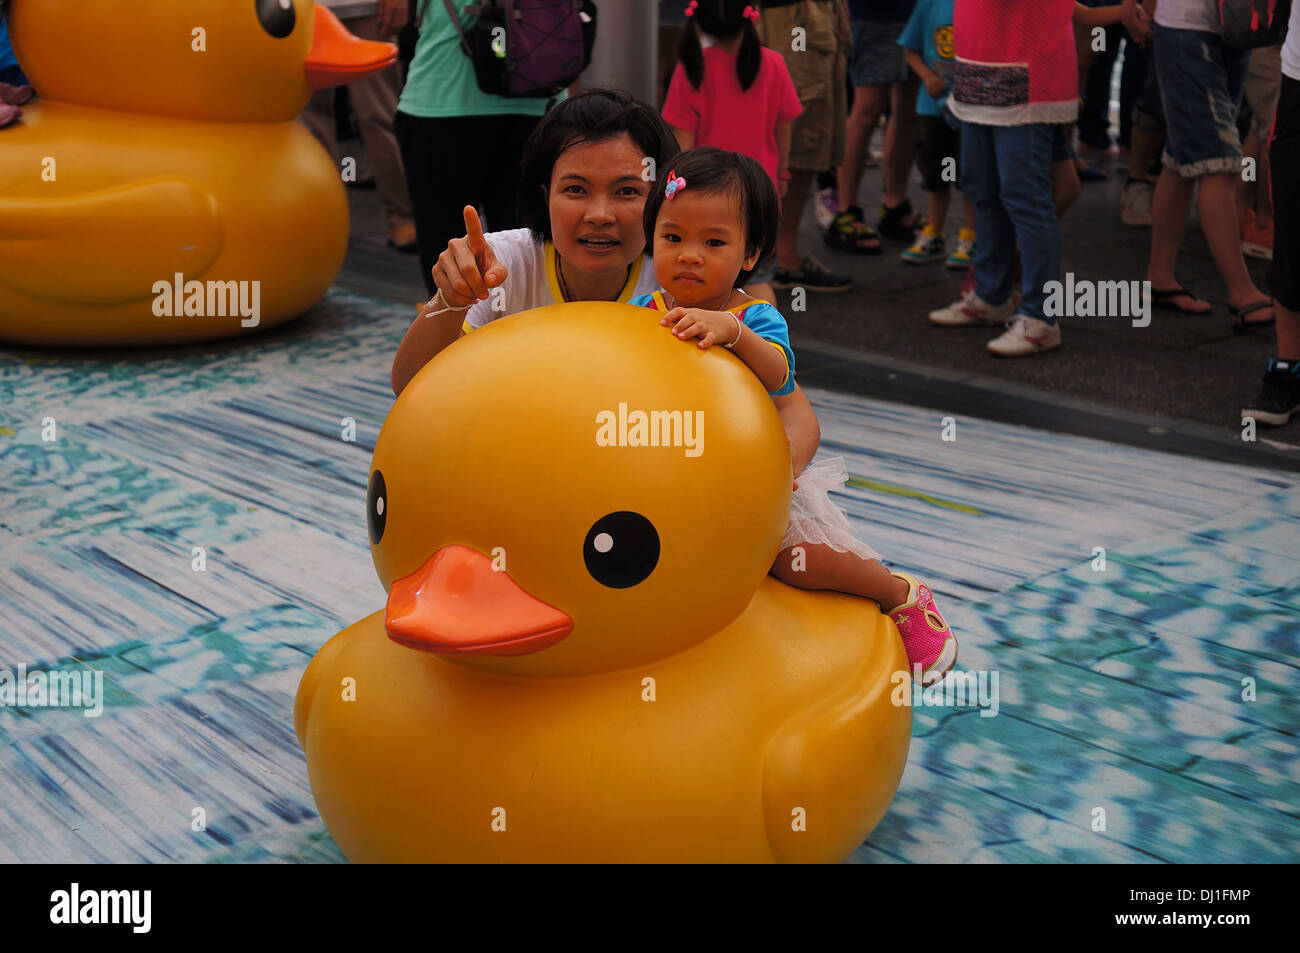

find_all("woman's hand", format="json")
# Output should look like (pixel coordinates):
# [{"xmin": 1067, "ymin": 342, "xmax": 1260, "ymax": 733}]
[
  {"xmin": 430, "ymin": 206, "xmax": 508, "ymax": 310},
  {"xmin": 660, "ymin": 307, "xmax": 741, "ymax": 349}
]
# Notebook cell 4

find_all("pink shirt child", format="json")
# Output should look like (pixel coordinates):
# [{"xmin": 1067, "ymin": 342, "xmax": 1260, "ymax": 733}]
[{"xmin": 662, "ymin": 45, "xmax": 802, "ymax": 187}]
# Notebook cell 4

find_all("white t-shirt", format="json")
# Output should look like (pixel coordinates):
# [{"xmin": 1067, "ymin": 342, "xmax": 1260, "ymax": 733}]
[
  {"xmin": 1154, "ymin": 0, "xmax": 1221, "ymax": 32},
  {"xmin": 1284, "ymin": 0, "xmax": 1300, "ymax": 81},
  {"xmin": 463, "ymin": 229, "xmax": 658, "ymax": 331}
]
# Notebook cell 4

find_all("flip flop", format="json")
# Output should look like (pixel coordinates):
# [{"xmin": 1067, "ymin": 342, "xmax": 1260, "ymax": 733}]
[
  {"xmin": 824, "ymin": 211, "xmax": 882, "ymax": 255},
  {"xmin": 1151, "ymin": 286, "xmax": 1212, "ymax": 315},
  {"xmin": 1230, "ymin": 298, "xmax": 1276, "ymax": 331}
]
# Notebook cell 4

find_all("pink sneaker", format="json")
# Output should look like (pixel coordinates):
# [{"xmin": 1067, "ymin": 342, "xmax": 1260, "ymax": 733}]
[{"xmin": 886, "ymin": 572, "xmax": 957, "ymax": 687}]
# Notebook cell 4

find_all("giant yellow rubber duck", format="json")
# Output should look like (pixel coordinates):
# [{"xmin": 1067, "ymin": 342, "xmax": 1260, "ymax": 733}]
[
  {"xmin": 0, "ymin": 0, "xmax": 395, "ymax": 347},
  {"xmin": 295, "ymin": 304, "xmax": 912, "ymax": 863}
]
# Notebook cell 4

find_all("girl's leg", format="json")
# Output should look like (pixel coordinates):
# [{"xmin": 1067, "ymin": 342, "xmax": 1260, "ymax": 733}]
[
  {"xmin": 929, "ymin": 185, "xmax": 952, "ymax": 238},
  {"xmin": 771, "ymin": 543, "xmax": 909, "ymax": 611}
]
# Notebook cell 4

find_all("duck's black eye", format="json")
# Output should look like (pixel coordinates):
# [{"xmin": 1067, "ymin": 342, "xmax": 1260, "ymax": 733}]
[
  {"xmin": 367, "ymin": 470, "xmax": 387, "ymax": 545},
  {"xmin": 583, "ymin": 512, "xmax": 659, "ymax": 588},
  {"xmin": 255, "ymin": 0, "xmax": 296, "ymax": 38}
]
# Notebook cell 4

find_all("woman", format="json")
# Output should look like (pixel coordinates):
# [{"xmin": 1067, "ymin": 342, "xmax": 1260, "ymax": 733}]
[{"xmin": 391, "ymin": 88, "xmax": 822, "ymax": 477}]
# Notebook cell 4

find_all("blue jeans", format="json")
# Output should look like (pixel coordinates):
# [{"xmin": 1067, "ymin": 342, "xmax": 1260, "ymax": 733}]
[{"xmin": 959, "ymin": 122, "xmax": 1060, "ymax": 323}]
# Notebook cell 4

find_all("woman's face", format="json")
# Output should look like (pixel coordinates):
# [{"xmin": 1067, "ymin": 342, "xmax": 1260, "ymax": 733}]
[{"xmin": 545, "ymin": 134, "xmax": 651, "ymax": 277}]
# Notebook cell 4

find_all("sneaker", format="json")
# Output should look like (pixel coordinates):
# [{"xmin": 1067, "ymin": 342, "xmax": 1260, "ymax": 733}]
[
  {"xmin": 987, "ymin": 314, "xmax": 1062, "ymax": 356},
  {"xmin": 929, "ymin": 289, "xmax": 1017, "ymax": 327},
  {"xmin": 1242, "ymin": 359, "xmax": 1300, "ymax": 426},
  {"xmin": 814, "ymin": 186, "xmax": 841, "ymax": 230},
  {"xmin": 886, "ymin": 572, "xmax": 957, "ymax": 688},
  {"xmin": 901, "ymin": 226, "xmax": 946, "ymax": 264},
  {"xmin": 1121, "ymin": 179, "xmax": 1153, "ymax": 227},
  {"xmin": 1240, "ymin": 211, "xmax": 1274, "ymax": 261},
  {"xmin": 877, "ymin": 198, "xmax": 926, "ymax": 241},
  {"xmin": 772, "ymin": 255, "xmax": 854, "ymax": 292},
  {"xmin": 946, "ymin": 228, "xmax": 976, "ymax": 269}
]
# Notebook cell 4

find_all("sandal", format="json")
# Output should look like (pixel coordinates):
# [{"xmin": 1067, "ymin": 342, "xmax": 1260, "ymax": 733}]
[
  {"xmin": 824, "ymin": 208, "xmax": 882, "ymax": 255},
  {"xmin": 1151, "ymin": 285, "xmax": 1212, "ymax": 315},
  {"xmin": 1230, "ymin": 298, "xmax": 1276, "ymax": 331},
  {"xmin": 877, "ymin": 198, "xmax": 926, "ymax": 241}
]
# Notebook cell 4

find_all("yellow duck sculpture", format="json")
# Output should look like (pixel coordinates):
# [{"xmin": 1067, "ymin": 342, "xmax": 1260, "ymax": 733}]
[
  {"xmin": 0, "ymin": 0, "xmax": 395, "ymax": 347},
  {"xmin": 295, "ymin": 303, "xmax": 912, "ymax": 863}
]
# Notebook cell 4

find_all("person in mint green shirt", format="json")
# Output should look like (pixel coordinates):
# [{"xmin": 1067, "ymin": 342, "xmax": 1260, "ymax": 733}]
[{"xmin": 396, "ymin": 2, "xmax": 555, "ymax": 295}]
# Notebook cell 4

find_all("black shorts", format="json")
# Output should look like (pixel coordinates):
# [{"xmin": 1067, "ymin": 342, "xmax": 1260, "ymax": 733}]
[
  {"xmin": 916, "ymin": 114, "xmax": 961, "ymax": 192},
  {"xmin": 1270, "ymin": 75, "xmax": 1300, "ymax": 312}
]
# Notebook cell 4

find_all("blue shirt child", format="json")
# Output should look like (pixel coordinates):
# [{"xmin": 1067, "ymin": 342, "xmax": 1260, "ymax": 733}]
[{"xmin": 897, "ymin": 0, "xmax": 956, "ymax": 117}]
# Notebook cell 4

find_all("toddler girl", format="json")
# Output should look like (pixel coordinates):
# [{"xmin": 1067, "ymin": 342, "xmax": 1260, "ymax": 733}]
[{"xmin": 631, "ymin": 147, "xmax": 958, "ymax": 685}]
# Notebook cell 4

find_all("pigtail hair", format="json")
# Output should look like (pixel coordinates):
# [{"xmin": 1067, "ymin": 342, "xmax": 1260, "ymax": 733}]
[
  {"xmin": 736, "ymin": 20, "xmax": 761, "ymax": 91},
  {"xmin": 677, "ymin": 18, "xmax": 706, "ymax": 91}
]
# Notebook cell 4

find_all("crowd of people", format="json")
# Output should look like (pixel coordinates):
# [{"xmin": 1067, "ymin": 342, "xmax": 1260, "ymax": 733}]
[
  {"xmin": 387, "ymin": 0, "xmax": 1298, "ymax": 427},
  {"xmin": 1, "ymin": 0, "xmax": 1295, "ymax": 426}
]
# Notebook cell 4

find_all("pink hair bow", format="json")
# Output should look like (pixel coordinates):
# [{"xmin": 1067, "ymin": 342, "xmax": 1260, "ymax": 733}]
[
  {"xmin": 684, "ymin": 1, "xmax": 698, "ymax": 16},
  {"xmin": 742, "ymin": 5, "xmax": 759, "ymax": 21},
  {"xmin": 664, "ymin": 171, "xmax": 687, "ymax": 200}
]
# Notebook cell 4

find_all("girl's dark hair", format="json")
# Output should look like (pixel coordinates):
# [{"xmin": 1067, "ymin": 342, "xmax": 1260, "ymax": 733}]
[
  {"xmin": 517, "ymin": 87, "xmax": 681, "ymax": 243},
  {"xmin": 678, "ymin": 0, "xmax": 763, "ymax": 92},
  {"xmin": 642, "ymin": 146, "xmax": 779, "ymax": 286}
]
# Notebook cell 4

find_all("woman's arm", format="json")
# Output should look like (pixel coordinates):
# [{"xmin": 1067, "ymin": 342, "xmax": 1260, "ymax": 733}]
[
  {"xmin": 1074, "ymin": 2, "xmax": 1124, "ymax": 28},
  {"xmin": 391, "ymin": 206, "xmax": 506, "ymax": 396},
  {"xmin": 773, "ymin": 384, "xmax": 820, "ymax": 478},
  {"xmin": 391, "ymin": 298, "xmax": 467, "ymax": 395}
]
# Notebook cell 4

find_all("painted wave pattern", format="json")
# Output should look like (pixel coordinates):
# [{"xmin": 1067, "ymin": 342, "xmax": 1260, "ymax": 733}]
[{"xmin": 0, "ymin": 291, "xmax": 1296, "ymax": 863}]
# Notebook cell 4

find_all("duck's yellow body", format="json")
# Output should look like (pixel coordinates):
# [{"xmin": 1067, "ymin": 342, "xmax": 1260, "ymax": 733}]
[
  {"xmin": 295, "ymin": 302, "xmax": 912, "ymax": 862},
  {"xmin": 0, "ymin": 0, "xmax": 393, "ymax": 347},
  {"xmin": 296, "ymin": 581, "xmax": 909, "ymax": 863}
]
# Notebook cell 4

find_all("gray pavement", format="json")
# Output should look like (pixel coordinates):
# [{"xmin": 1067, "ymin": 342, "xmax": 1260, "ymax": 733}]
[{"xmin": 337, "ymin": 144, "xmax": 1300, "ymax": 471}]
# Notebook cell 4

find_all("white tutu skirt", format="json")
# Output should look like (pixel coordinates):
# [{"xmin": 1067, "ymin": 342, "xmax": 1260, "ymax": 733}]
[{"xmin": 779, "ymin": 457, "xmax": 881, "ymax": 560}]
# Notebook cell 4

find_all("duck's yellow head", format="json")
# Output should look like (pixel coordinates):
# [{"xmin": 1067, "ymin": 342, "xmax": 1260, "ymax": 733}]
[
  {"xmin": 370, "ymin": 303, "xmax": 793, "ymax": 678},
  {"xmin": 9, "ymin": 0, "xmax": 395, "ymax": 121}
]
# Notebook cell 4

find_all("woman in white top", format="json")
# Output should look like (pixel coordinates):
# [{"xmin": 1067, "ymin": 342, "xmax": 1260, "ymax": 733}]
[{"xmin": 391, "ymin": 88, "xmax": 822, "ymax": 475}]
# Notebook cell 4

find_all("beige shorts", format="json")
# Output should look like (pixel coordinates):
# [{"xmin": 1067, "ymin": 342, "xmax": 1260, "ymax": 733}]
[
  {"xmin": 757, "ymin": 0, "xmax": 850, "ymax": 171},
  {"xmin": 1245, "ymin": 44, "xmax": 1283, "ymax": 141}
]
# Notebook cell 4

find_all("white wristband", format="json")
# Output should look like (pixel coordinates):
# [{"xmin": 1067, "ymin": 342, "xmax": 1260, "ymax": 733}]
[{"xmin": 723, "ymin": 314, "xmax": 743, "ymax": 349}]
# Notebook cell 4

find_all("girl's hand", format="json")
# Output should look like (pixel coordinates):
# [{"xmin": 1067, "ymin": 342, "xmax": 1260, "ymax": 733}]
[
  {"xmin": 430, "ymin": 206, "xmax": 508, "ymax": 311},
  {"xmin": 923, "ymin": 74, "xmax": 948, "ymax": 100},
  {"xmin": 660, "ymin": 307, "xmax": 741, "ymax": 349}
]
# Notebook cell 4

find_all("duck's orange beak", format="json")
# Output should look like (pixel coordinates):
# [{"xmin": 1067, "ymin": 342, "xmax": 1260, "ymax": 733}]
[
  {"xmin": 385, "ymin": 545, "xmax": 574, "ymax": 656},
  {"xmin": 305, "ymin": 3, "xmax": 399, "ymax": 90}
]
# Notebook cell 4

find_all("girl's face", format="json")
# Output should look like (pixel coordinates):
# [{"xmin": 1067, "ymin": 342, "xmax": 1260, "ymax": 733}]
[
  {"xmin": 652, "ymin": 189, "xmax": 759, "ymax": 308},
  {"xmin": 545, "ymin": 134, "xmax": 651, "ymax": 277}
]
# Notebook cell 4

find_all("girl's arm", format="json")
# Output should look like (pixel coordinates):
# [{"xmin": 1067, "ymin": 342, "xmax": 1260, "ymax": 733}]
[
  {"xmin": 1074, "ymin": 3, "xmax": 1124, "ymax": 28},
  {"xmin": 773, "ymin": 385, "xmax": 820, "ymax": 478},
  {"xmin": 672, "ymin": 127, "xmax": 696, "ymax": 150},
  {"xmin": 728, "ymin": 321, "xmax": 791, "ymax": 395},
  {"xmin": 775, "ymin": 121, "xmax": 792, "ymax": 187},
  {"xmin": 661, "ymin": 307, "xmax": 789, "ymax": 394}
]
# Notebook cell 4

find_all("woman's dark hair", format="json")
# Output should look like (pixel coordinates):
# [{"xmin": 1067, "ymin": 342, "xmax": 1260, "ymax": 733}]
[
  {"xmin": 678, "ymin": 0, "xmax": 763, "ymax": 92},
  {"xmin": 642, "ymin": 146, "xmax": 779, "ymax": 286},
  {"xmin": 517, "ymin": 87, "xmax": 681, "ymax": 243}
]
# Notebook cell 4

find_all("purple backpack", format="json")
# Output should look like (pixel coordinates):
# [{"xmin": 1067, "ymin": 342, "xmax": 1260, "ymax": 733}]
[
  {"xmin": 439, "ymin": 0, "xmax": 598, "ymax": 98},
  {"xmin": 1219, "ymin": 0, "xmax": 1292, "ymax": 49}
]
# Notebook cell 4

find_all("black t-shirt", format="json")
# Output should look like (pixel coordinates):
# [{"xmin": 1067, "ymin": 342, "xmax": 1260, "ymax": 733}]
[{"xmin": 848, "ymin": 0, "xmax": 917, "ymax": 22}]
